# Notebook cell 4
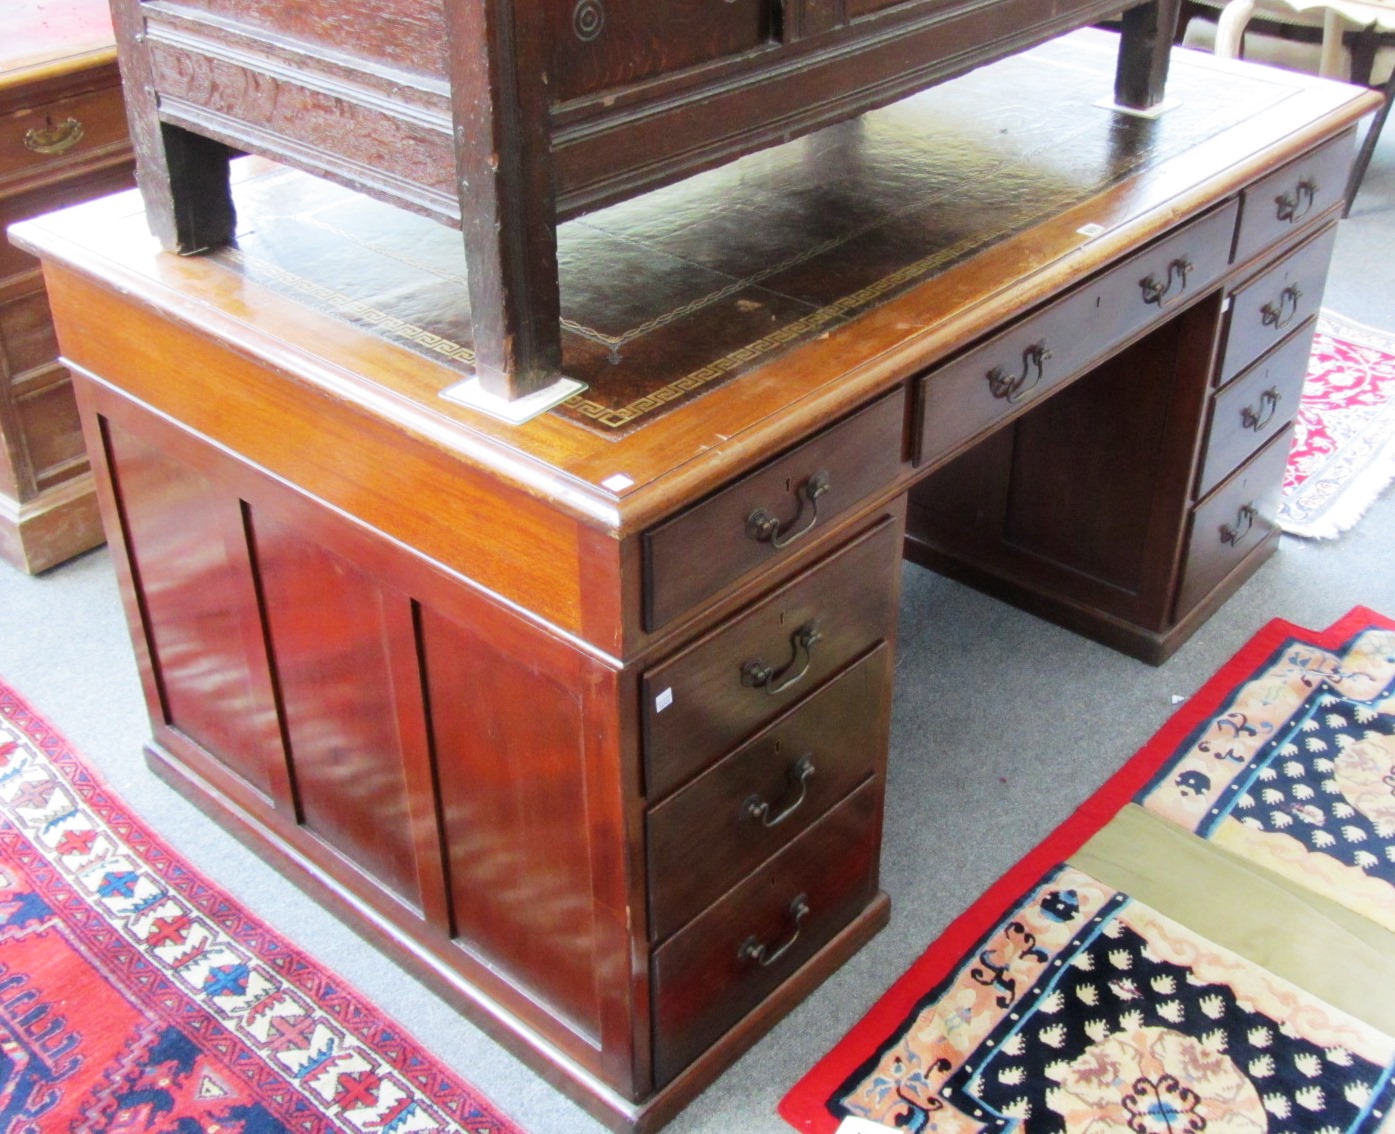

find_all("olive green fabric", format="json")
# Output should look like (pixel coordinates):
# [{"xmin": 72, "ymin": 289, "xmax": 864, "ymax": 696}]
[{"xmin": 1072, "ymin": 802, "xmax": 1395, "ymax": 1035}]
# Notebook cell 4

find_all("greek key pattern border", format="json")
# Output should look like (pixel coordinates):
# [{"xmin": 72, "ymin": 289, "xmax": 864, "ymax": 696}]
[{"xmin": 221, "ymin": 248, "xmax": 478, "ymax": 365}]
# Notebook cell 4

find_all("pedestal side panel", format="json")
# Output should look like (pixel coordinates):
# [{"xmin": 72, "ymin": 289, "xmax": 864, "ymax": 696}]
[
  {"xmin": 251, "ymin": 512, "xmax": 428, "ymax": 913},
  {"xmin": 420, "ymin": 602, "xmax": 610, "ymax": 1050},
  {"xmin": 101, "ymin": 416, "xmax": 286, "ymax": 799},
  {"xmin": 84, "ymin": 378, "xmax": 639, "ymax": 1094}
]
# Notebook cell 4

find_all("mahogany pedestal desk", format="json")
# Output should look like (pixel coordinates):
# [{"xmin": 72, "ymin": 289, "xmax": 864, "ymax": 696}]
[{"xmin": 12, "ymin": 32, "xmax": 1379, "ymax": 1133}]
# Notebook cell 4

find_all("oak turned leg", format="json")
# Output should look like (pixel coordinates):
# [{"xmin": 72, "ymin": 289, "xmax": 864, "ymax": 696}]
[
  {"xmin": 444, "ymin": 0, "xmax": 564, "ymax": 401},
  {"xmin": 1115, "ymin": 0, "xmax": 1183, "ymax": 111}
]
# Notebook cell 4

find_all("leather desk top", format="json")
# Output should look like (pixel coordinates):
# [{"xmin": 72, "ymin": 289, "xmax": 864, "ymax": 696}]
[{"xmin": 11, "ymin": 30, "xmax": 1378, "ymax": 533}]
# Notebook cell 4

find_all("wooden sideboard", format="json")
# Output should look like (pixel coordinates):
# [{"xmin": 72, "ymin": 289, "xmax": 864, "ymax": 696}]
[
  {"xmin": 12, "ymin": 32, "xmax": 1378, "ymax": 1132},
  {"xmin": 0, "ymin": 1, "xmax": 135, "ymax": 573},
  {"xmin": 109, "ymin": 0, "xmax": 1183, "ymax": 402}
]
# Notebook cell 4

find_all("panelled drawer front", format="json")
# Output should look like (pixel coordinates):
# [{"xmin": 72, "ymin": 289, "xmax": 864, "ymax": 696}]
[
  {"xmin": 916, "ymin": 201, "xmax": 1238, "ymax": 467},
  {"xmin": 1197, "ymin": 318, "xmax": 1315, "ymax": 499},
  {"xmin": 1177, "ymin": 427, "xmax": 1293, "ymax": 617},
  {"xmin": 1219, "ymin": 223, "xmax": 1337, "ymax": 385},
  {"xmin": 651, "ymin": 779, "xmax": 879, "ymax": 1087},
  {"xmin": 644, "ymin": 387, "xmax": 906, "ymax": 631},
  {"xmin": 1232, "ymin": 133, "xmax": 1354, "ymax": 267},
  {"xmin": 646, "ymin": 643, "xmax": 888, "ymax": 943},
  {"xmin": 643, "ymin": 514, "xmax": 900, "ymax": 799},
  {"xmin": 1, "ymin": 84, "xmax": 129, "ymax": 190},
  {"xmin": 551, "ymin": 0, "xmax": 775, "ymax": 101}
]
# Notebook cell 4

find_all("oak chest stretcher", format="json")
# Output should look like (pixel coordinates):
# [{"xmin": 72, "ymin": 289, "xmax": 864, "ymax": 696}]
[{"xmin": 13, "ymin": 31, "xmax": 1378, "ymax": 1133}]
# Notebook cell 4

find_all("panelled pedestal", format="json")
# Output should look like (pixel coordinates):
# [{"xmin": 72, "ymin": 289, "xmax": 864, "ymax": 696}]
[
  {"xmin": 72, "ymin": 366, "xmax": 906, "ymax": 1131},
  {"xmin": 1, "ymin": 13, "xmax": 134, "ymax": 572},
  {"xmin": 903, "ymin": 134, "xmax": 1354, "ymax": 664},
  {"xmin": 642, "ymin": 512, "xmax": 902, "ymax": 1086}
]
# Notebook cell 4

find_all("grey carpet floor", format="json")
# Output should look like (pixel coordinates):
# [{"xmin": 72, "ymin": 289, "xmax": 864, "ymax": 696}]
[{"xmin": 3, "ymin": 55, "xmax": 1395, "ymax": 1134}]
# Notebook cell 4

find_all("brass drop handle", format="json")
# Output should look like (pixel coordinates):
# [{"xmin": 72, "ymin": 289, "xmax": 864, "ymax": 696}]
[
  {"xmin": 986, "ymin": 342, "xmax": 1050, "ymax": 404},
  {"xmin": 1220, "ymin": 503, "xmax": 1257, "ymax": 546},
  {"xmin": 24, "ymin": 116, "xmax": 85, "ymax": 156},
  {"xmin": 1139, "ymin": 256, "xmax": 1192, "ymax": 306},
  {"xmin": 740, "ymin": 621, "xmax": 822, "ymax": 696},
  {"xmin": 738, "ymin": 893, "xmax": 810, "ymax": 968},
  {"xmin": 743, "ymin": 756, "xmax": 815, "ymax": 827},
  {"xmin": 1240, "ymin": 388, "xmax": 1281, "ymax": 432},
  {"xmin": 746, "ymin": 471, "xmax": 831, "ymax": 549},
  {"xmin": 1275, "ymin": 178, "xmax": 1317, "ymax": 224},
  {"xmin": 23, "ymin": 116, "xmax": 84, "ymax": 156},
  {"xmin": 1260, "ymin": 286, "xmax": 1301, "ymax": 332}
]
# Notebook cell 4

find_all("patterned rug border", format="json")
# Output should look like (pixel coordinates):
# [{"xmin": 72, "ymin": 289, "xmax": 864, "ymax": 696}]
[
  {"xmin": 0, "ymin": 682, "xmax": 526, "ymax": 1134},
  {"xmin": 778, "ymin": 604, "xmax": 1395, "ymax": 1134},
  {"xmin": 1281, "ymin": 308, "xmax": 1395, "ymax": 539}
]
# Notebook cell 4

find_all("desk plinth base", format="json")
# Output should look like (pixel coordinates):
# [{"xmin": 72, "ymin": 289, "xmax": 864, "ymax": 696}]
[
  {"xmin": 145, "ymin": 732, "xmax": 888, "ymax": 1134},
  {"xmin": 903, "ymin": 528, "xmax": 1281, "ymax": 666},
  {"xmin": 0, "ymin": 473, "xmax": 105, "ymax": 575}
]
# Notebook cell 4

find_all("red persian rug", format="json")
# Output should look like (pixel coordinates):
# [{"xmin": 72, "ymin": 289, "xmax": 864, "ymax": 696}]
[
  {"xmin": 1280, "ymin": 311, "xmax": 1395, "ymax": 538},
  {"xmin": 0, "ymin": 681, "xmax": 525, "ymax": 1134},
  {"xmin": 782, "ymin": 606, "xmax": 1395, "ymax": 1134}
]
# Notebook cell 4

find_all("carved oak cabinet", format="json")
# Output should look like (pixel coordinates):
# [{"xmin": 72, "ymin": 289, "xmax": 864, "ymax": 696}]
[{"xmin": 110, "ymin": 0, "xmax": 1181, "ymax": 403}]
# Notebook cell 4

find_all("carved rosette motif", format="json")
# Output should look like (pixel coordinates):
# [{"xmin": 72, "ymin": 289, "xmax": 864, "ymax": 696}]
[{"xmin": 573, "ymin": 0, "xmax": 604, "ymax": 41}]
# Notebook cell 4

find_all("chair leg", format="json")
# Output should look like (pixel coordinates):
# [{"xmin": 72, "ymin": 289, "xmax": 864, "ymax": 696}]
[
  {"xmin": 1345, "ymin": 68, "xmax": 1395, "ymax": 216},
  {"xmin": 1214, "ymin": 0, "xmax": 1258, "ymax": 58}
]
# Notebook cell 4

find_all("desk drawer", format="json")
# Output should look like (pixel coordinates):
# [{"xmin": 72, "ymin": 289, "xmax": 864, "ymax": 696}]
[
  {"xmin": 1, "ymin": 83, "xmax": 128, "ymax": 191},
  {"xmin": 644, "ymin": 388, "xmax": 906, "ymax": 631},
  {"xmin": 646, "ymin": 643, "xmax": 887, "ymax": 943},
  {"xmin": 1232, "ymin": 133, "xmax": 1353, "ymax": 267},
  {"xmin": 642, "ymin": 513, "xmax": 900, "ymax": 799},
  {"xmin": 916, "ymin": 201, "xmax": 1237, "ymax": 467},
  {"xmin": 1177, "ymin": 427, "xmax": 1292, "ymax": 617},
  {"xmin": 1219, "ymin": 224, "xmax": 1336, "ymax": 386},
  {"xmin": 651, "ymin": 778, "xmax": 879, "ymax": 1087},
  {"xmin": 1197, "ymin": 319, "xmax": 1314, "ymax": 499}
]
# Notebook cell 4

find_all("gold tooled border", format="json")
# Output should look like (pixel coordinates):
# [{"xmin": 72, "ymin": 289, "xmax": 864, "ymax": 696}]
[
  {"xmin": 559, "ymin": 225, "xmax": 1017, "ymax": 430},
  {"xmin": 220, "ymin": 186, "xmax": 1061, "ymax": 433},
  {"xmin": 221, "ymin": 248, "xmax": 478, "ymax": 366}
]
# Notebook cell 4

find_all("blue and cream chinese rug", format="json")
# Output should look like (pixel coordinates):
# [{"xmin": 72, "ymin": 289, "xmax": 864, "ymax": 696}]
[
  {"xmin": 783, "ymin": 606, "xmax": 1395, "ymax": 1133},
  {"xmin": 0, "ymin": 682, "xmax": 523, "ymax": 1134}
]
